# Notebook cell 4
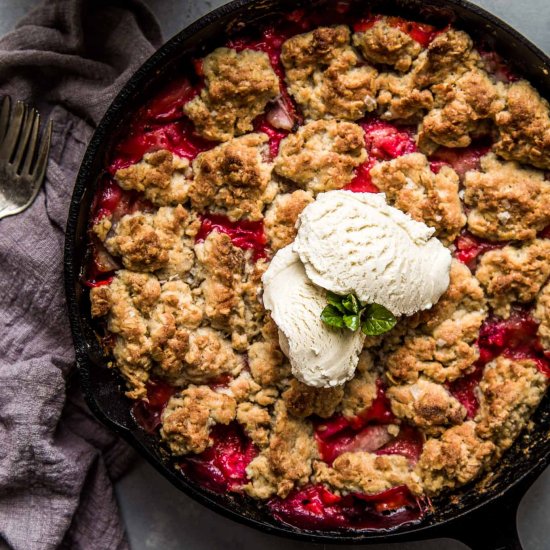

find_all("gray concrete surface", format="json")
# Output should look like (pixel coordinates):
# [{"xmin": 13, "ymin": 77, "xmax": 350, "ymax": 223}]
[{"xmin": 0, "ymin": 1, "xmax": 549, "ymax": 549}]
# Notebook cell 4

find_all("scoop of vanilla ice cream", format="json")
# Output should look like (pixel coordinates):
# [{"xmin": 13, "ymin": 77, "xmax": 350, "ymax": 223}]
[
  {"xmin": 262, "ymin": 245, "xmax": 365, "ymax": 388},
  {"xmin": 293, "ymin": 191, "xmax": 451, "ymax": 316}
]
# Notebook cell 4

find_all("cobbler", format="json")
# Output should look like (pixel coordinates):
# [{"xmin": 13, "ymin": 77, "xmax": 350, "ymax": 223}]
[{"xmin": 86, "ymin": 7, "xmax": 550, "ymax": 531}]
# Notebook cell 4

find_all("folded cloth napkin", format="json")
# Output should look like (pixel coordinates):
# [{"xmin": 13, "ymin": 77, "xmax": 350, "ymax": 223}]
[{"xmin": 0, "ymin": 2, "xmax": 162, "ymax": 548}]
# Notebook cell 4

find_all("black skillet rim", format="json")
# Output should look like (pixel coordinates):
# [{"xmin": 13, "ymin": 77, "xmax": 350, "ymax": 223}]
[{"xmin": 64, "ymin": 0, "xmax": 550, "ymax": 544}]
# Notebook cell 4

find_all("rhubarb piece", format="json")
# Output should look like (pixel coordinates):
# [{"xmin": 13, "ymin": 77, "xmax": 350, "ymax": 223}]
[
  {"xmin": 181, "ymin": 422, "xmax": 258, "ymax": 492},
  {"xmin": 132, "ymin": 379, "xmax": 177, "ymax": 433},
  {"xmin": 196, "ymin": 213, "xmax": 267, "ymax": 261}
]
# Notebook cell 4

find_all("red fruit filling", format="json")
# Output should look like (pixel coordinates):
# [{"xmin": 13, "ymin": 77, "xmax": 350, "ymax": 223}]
[
  {"xmin": 315, "ymin": 381, "xmax": 423, "ymax": 465},
  {"xmin": 91, "ymin": 176, "xmax": 156, "ymax": 223},
  {"xmin": 108, "ymin": 76, "xmax": 213, "ymax": 173},
  {"xmin": 345, "ymin": 119, "xmax": 416, "ymax": 193},
  {"xmin": 362, "ymin": 119, "xmax": 417, "ymax": 161},
  {"xmin": 254, "ymin": 114, "xmax": 288, "ymax": 159},
  {"xmin": 478, "ymin": 310, "xmax": 550, "ymax": 373},
  {"xmin": 180, "ymin": 422, "xmax": 257, "ymax": 493},
  {"xmin": 316, "ymin": 424, "xmax": 394, "ymax": 465},
  {"xmin": 539, "ymin": 225, "xmax": 550, "ymax": 239},
  {"xmin": 478, "ymin": 49, "xmax": 519, "ymax": 83},
  {"xmin": 195, "ymin": 213, "xmax": 267, "ymax": 261},
  {"xmin": 353, "ymin": 15, "xmax": 440, "ymax": 48},
  {"xmin": 447, "ymin": 363, "xmax": 484, "ymax": 419},
  {"xmin": 429, "ymin": 142, "xmax": 491, "ymax": 178},
  {"xmin": 344, "ymin": 159, "xmax": 379, "ymax": 193},
  {"xmin": 428, "ymin": 160, "xmax": 447, "ymax": 174},
  {"xmin": 268, "ymin": 484, "xmax": 425, "ymax": 530},
  {"xmin": 132, "ymin": 379, "xmax": 177, "ymax": 434},
  {"xmin": 449, "ymin": 310, "xmax": 550, "ymax": 417},
  {"xmin": 143, "ymin": 75, "xmax": 202, "ymax": 123},
  {"xmin": 207, "ymin": 373, "xmax": 233, "ymax": 390},
  {"xmin": 374, "ymin": 425, "xmax": 424, "ymax": 464},
  {"xmin": 454, "ymin": 231, "xmax": 503, "ymax": 270},
  {"xmin": 81, "ymin": 238, "xmax": 118, "ymax": 288},
  {"xmin": 91, "ymin": 177, "xmax": 124, "ymax": 225},
  {"xmin": 109, "ymin": 119, "xmax": 213, "ymax": 174},
  {"xmin": 353, "ymin": 14, "xmax": 383, "ymax": 32}
]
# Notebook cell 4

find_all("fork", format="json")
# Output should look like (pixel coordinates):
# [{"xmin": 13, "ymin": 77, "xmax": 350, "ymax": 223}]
[{"xmin": 0, "ymin": 96, "xmax": 52, "ymax": 220}]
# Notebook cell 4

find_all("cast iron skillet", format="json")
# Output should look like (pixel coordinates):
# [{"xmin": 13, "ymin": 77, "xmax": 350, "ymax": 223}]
[{"xmin": 64, "ymin": 0, "xmax": 550, "ymax": 547}]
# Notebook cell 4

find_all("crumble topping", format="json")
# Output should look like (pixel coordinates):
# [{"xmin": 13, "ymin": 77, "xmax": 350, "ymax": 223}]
[
  {"xmin": 264, "ymin": 190, "xmax": 314, "ymax": 251},
  {"xmin": 161, "ymin": 386, "xmax": 237, "ymax": 455},
  {"xmin": 104, "ymin": 205, "xmax": 198, "ymax": 277},
  {"xmin": 237, "ymin": 401, "xmax": 272, "ymax": 447},
  {"xmin": 374, "ymin": 29, "xmax": 479, "ymax": 126},
  {"xmin": 416, "ymin": 421, "xmax": 496, "ymax": 493},
  {"xmin": 463, "ymin": 153, "xmax": 550, "ymax": 241},
  {"xmin": 534, "ymin": 283, "xmax": 550, "ymax": 350},
  {"xmin": 147, "ymin": 281, "xmax": 203, "ymax": 383},
  {"xmin": 493, "ymin": 80, "xmax": 550, "ymax": 169},
  {"xmin": 248, "ymin": 331, "xmax": 289, "ymax": 387},
  {"xmin": 314, "ymin": 452, "xmax": 423, "ymax": 496},
  {"xmin": 412, "ymin": 29, "xmax": 479, "ymax": 89},
  {"xmin": 387, "ymin": 377, "xmax": 466, "ymax": 432},
  {"xmin": 476, "ymin": 239, "xmax": 550, "ymax": 318},
  {"xmin": 375, "ymin": 71, "xmax": 434, "ymax": 122},
  {"xmin": 245, "ymin": 401, "xmax": 318, "ymax": 499},
  {"xmin": 189, "ymin": 133, "xmax": 276, "ymax": 221},
  {"xmin": 282, "ymin": 378, "xmax": 344, "ymax": 418},
  {"xmin": 195, "ymin": 230, "xmax": 266, "ymax": 351},
  {"xmin": 475, "ymin": 356, "xmax": 547, "ymax": 452},
  {"xmin": 183, "ymin": 48, "xmax": 280, "ymax": 142},
  {"xmin": 418, "ymin": 68, "xmax": 505, "ymax": 152},
  {"xmin": 274, "ymin": 119, "xmax": 367, "ymax": 193},
  {"xmin": 353, "ymin": 19, "xmax": 423, "ymax": 72},
  {"xmin": 180, "ymin": 327, "xmax": 244, "ymax": 384},
  {"xmin": 340, "ymin": 351, "xmax": 378, "ymax": 418},
  {"xmin": 91, "ymin": 271, "xmax": 158, "ymax": 398},
  {"xmin": 381, "ymin": 261, "xmax": 487, "ymax": 384},
  {"xmin": 369, "ymin": 152, "xmax": 465, "ymax": 243},
  {"xmin": 281, "ymin": 25, "xmax": 378, "ymax": 120},
  {"xmin": 115, "ymin": 150, "xmax": 191, "ymax": 206}
]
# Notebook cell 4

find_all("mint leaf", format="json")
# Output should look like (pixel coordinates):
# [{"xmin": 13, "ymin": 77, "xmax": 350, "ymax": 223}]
[
  {"xmin": 342, "ymin": 293, "xmax": 360, "ymax": 314},
  {"xmin": 322, "ymin": 294, "xmax": 397, "ymax": 336},
  {"xmin": 321, "ymin": 304, "xmax": 345, "ymax": 328},
  {"xmin": 343, "ymin": 314, "xmax": 361, "ymax": 331},
  {"xmin": 361, "ymin": 303, "xmax": 397, "ymax": 336},
  {"xmin": 326, "ymin": 291, "xmax": 347, "ymax": 313}
]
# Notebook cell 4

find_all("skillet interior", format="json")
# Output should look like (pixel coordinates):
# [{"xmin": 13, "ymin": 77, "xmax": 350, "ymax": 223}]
[{"xmin": 64, "ymin": 0, "xmax": 550, "ymax": 544}]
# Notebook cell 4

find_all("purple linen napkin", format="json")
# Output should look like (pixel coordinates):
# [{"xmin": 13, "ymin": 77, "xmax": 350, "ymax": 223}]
[{"xmin": 0, "ymin": 1, "xmax": 162, "ymax": 548}]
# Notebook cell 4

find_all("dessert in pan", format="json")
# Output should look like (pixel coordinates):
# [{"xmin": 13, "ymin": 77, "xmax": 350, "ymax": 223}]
[{"xmin": 84, "ymin": 7, "xmax": 550, "ymax": 531}]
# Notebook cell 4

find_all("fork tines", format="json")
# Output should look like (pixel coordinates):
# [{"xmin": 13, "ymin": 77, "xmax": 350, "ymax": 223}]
[{"xmin": 0, "ymin": 96, "xmax": 52, "ymax": 179}]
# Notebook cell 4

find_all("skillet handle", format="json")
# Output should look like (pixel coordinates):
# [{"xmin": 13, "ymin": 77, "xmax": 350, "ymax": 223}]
[
  {"xmin": 441, "ymin": 472, "xmax": 538, "ymax": 550},
  {"xmin": 445, "ymin": 493, "xmax": 522, "ymax": 550}
]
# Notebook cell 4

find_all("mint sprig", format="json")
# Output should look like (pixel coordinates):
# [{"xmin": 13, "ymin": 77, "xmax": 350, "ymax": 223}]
[{"xmin": 321, "ymin": 293, "xmax": 397, "ymax": 336}]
